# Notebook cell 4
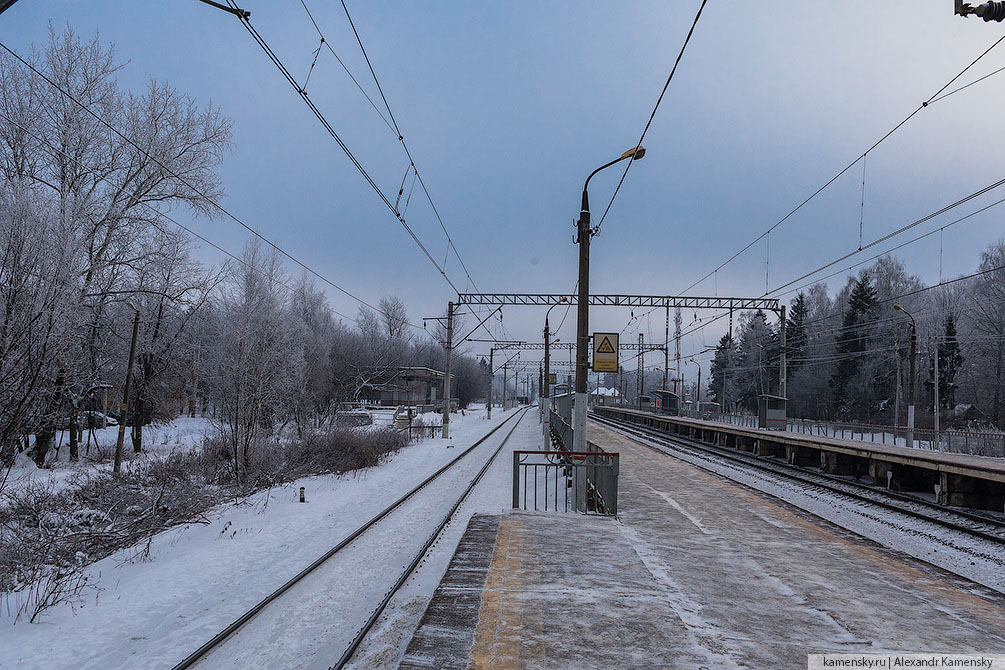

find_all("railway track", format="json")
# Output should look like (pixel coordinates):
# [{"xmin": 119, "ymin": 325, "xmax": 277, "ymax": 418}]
[
  {"xmin": 592, "ymin": 412, "xmax": 1005, "ymax": 546},
  {"xmin": 171, "ymin": 407, "xmax": 529, "ymax": 670}
]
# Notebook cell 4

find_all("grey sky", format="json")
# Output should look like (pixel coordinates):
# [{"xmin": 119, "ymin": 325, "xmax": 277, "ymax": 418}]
[{"xmin": 3, "ymin": 1, "xmax": 1004, "ymax": 373}]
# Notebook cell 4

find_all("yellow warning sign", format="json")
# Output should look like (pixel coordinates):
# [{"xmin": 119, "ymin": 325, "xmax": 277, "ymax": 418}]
[{"xmin": 592, "ymin": 332, "xmax": 619, "ymax": 372}]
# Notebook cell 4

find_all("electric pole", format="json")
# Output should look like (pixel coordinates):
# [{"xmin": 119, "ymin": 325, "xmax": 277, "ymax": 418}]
[
  {"xmin": 441, "ymin": 301, "xmax": 454, "ymax": 439},
  {"xmin": 114, "ymin": 308, "xmax": 140, "ymax": 474},
  {"xmin": 895, "ymin": 305, "xmax": 917, "ymax": 448},
  {"xmin": 934, "ymin": 336, "xmax": 940, "ymax": 437},
  {"xmin": 487, "ymin": 347, "xmax": 494, "ymax": 420}
]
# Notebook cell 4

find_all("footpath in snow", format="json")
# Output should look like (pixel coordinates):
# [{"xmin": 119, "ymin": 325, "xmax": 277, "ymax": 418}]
[{"xmin": 0, "ymin": 406, "xmax": 525, "ymax": 670}]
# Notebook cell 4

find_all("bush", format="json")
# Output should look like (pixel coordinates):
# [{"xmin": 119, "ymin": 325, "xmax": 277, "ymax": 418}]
[{"xmin": 0, "ymin": 425, "xmax": 408, "ymax": 622}]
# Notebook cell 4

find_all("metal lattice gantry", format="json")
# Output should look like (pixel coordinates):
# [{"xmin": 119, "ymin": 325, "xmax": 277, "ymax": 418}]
[
  {"xmin": 491, "ymin": 342, "xmax": 667, "ymax": 352},
  {"xmin": 456, "ymin": 293, "xmax": 781, "ymax": 311}
]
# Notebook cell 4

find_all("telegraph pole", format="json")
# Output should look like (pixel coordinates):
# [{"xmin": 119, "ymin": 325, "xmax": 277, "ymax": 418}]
[
  {"xmin": 487, "ymin": 348, "xmax": 494, "ymax": 419},
  {"xmin": 114, "ymin": 308, "xmax": 140, "ymax": 474},
  {"xmin": 895, "ymin": 305, "xmax": 917, "ymax": 448},
  {"xmin": 779, "ymin": 304, "xmax": 787, "ymax": 399},
  {"xmin": 441, "ymin": 301, "xmax": 454, "ymax": 438},
  {"xmin": 908, "ymin": 327, "xmax": 917, "ymax": 447},
  {"xmin": 502, "ymin": 364, "xmax": 507, "ymax": 411},
  {"xmin": 934, "ymin": 337, "xmax": 940, "ymax": 436}
]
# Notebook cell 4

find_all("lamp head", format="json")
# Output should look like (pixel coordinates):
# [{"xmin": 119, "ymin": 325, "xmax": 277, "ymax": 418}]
[
  {"xmin": 620, "ymin": 146, "xmax": 646, "ymax": 161},
  {"xmin": 893, "ymin": 304, "xmax": 904, "ymax": 312}
]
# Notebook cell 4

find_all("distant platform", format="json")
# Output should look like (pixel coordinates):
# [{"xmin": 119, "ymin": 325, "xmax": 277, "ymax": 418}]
[
  {"xmin": 399, "ymin": 422, "xmax": 1005, "ymax": 669},
  {"xmin": 595, "ymin": 405, "xmax": 1005, "ymax": 511}
]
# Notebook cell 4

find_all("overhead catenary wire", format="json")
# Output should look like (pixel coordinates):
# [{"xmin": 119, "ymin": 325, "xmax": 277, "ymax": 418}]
[
  {"xmin": 296, "ymin": 0, "xmax": 514, "ymax": 347},
  {"xmin": 677, "ymin": 262, "xmax": 1005, "ymax": 363},
  {"xmin": 0, "ymin": 109, "xmax": 366, "ymax": 325},
  {"xmin": 764, "ymin": 175, "xmax": 1005, "ymax": 296},
  {"xmin": 336, "ymin": 0, "xmax": 483, "ymax": 295},
  {"xmin": 0, "ymin": 38, "xmax": 434, "ymax": 334},
  {"xmin": 593, "ymin": 0, "xmax": 709, "ymax": 236},
  {"xmin": 679, "ymin": 32, "xmax": 1005, "ymax": 296},
  {"xmin": 218, "ymin": 4, "xmax": 463, "ymax": 297},
  {"xmin": 298, "ymin": 0, "xmax": 396, "ymax": 134},
  {"xmin": 769, "ymin": 194, "xmax": 1005, "ymax": 300}
]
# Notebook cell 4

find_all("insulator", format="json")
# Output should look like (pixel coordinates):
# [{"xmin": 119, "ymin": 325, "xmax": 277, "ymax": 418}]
[{"xmin": 978, "ymin": 0, "xmax": 1005, "ymax": 20}]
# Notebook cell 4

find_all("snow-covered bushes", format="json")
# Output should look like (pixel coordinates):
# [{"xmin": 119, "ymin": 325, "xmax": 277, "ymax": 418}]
[{"xmin": 0, "ymin": 425, "xmax": 407, "ymax": 622}]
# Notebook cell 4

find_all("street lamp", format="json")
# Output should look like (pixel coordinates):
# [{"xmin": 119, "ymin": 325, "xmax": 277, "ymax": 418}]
[
  {"xmin": 542, "ymin": 296, "xmax": 567, "ymax": 450},
  {"xmin": 573, "ymin": 145, "xmax": 645, "ymax": 452},
  {"xmin": 894, "ymin": 304, "xmax": 917, "ymax": 448}
]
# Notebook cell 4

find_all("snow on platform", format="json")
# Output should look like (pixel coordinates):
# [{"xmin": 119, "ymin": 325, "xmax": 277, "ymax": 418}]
[{"xmin": 399, "ymin": 424, "xmax": 1005, "ymax": 670}]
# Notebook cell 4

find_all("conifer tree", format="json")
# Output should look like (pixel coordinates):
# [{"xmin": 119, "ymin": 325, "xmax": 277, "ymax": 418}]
[{"xmin": 831, "ymin": 275, "xmax": 878, "ymax": 415}]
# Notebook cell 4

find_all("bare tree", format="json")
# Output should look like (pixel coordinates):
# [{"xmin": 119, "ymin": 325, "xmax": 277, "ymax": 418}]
[
  {"xmin": 0, "ymin": 25, "xmax": 232, "ymax": 465},
  {"xmin": 378, "ymin": 295, "xmax": 410, "ymax": 341},
  {"xmin": 968, "ymin": 239, "xmax": 1005, "ymax": 426},
  {"xmin": 0, "ymin": 187, "xmax": 75, "ymax": 471}
]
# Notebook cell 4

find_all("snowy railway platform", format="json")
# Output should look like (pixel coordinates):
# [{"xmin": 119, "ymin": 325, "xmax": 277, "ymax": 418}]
[{"xmin": 399, "ymin": 421, "xmax": 1005, "ymax": 669}]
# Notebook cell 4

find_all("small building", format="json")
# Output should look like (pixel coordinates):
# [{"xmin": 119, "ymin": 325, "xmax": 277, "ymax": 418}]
[
  {"xmin": 590, "ymin": 387, "xmax": 621, "ymax": 406},
  {"xmin": 757, "ymin": 394, "xmax": 788, "ymax": 430},
  {"xmin": 378, "ymin": 367, "xmax": 453, "ymax": 408},
  {"xmin": 650, "ymin": 389, "xmax": 680, "ymax": 415}
]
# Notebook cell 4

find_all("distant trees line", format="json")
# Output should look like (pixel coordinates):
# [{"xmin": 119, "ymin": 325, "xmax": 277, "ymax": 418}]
[
  {"xmin": 0, "ymin": 28, "xmax": 489, "ymax": 471},
  {"xmin": 705, "ymin": 248, "xmax": 1005, "ymax": 430}
]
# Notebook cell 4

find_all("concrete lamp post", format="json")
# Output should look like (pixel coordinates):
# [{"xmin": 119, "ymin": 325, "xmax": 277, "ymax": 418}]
[{"xmin": 573, "ymin": 146, "xmax": 645, "ymax": 453}]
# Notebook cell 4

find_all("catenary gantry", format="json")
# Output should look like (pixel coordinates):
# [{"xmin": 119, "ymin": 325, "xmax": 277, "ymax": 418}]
[{"xmin": 456, "ymin": 294, "xmax": 780, "ymax": 311}]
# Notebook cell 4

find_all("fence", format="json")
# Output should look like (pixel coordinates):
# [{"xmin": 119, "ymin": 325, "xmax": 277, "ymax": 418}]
[
  {"xmin": 550, "ymin": 410, "xmax": 573, "ymax": 451},
  {"xmin": 512, "ymin": 449, "xmax": 619, "ymax": 515},
  {"xmin": 676, "ymin": 409, "xmax": 1005, "ymax": 458},
  {"xmin": 400, "ymin": 423, "xmax": 442, "ymax": 441}
]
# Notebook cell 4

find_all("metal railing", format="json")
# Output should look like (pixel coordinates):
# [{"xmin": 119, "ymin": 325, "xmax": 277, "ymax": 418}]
[
  {"xmin": 674, "ymin": 409, "xmax": 1005, "ymax": 458},
  {"xmin": 549, "ymin": 409, "xmax": 573, "ymax": 451},
  {"xmin": 512, "ymin": 449, "xmax": 619, "ymax": 515}
]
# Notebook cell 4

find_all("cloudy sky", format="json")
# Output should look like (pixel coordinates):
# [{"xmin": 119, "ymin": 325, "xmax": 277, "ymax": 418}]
[{"xmin": 3, "ymin": 1, "xmax": 1004, "ymax": 377}]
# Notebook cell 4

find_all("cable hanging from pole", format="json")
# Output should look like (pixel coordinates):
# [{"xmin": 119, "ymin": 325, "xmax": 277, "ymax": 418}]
[
  {"xmin": 679, "ymin": 32, "xmax": 1005, "ymax": 296},
  {"xmin": 221, "ymin": 1, "xmax": 464, "ymax": 295},
  {"xmin": 0, "ymin": 38, "xmax": 430, "ymax": 334},
  {"xmin": 593, "ymin": 0, "xmax": 709, "ymax": 236}
]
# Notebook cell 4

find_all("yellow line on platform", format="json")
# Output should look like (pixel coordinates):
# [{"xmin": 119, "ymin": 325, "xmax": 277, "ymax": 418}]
[{"xmin": 469, "ymin": 515, "xmax": 524, "ymax": 669}]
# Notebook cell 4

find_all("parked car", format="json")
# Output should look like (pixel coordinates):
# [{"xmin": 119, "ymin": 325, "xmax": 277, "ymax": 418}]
[
  {"xmin": 82, "ymin": 411, "xmax": 117, "ymax": 428},
  {"xmin": 105, "ymin": 411, "xmax": 148, "ymax": 427}
]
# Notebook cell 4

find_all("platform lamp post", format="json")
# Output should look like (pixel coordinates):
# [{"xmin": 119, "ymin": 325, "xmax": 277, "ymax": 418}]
[
  {"xmin": 894, "ymin": 304, "xmax": 917, "ymax": 449},
  {"xmin": 543, "ymin": 297, "xmax": 567, "ymax": 450},
  {"xmin": 573, "ymin": 146, "xmax": 646, "ymax": 452}
]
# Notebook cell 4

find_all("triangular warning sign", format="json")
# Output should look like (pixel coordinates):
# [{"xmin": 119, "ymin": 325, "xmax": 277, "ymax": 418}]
[{"xmin": 596, "ymin": 336, "xmax": 616, "ymax": 354}]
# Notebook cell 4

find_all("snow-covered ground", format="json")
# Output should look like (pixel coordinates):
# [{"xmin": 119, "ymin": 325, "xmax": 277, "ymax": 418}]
[
  {"xmin": 0, "ymin": 406, "xmax": 529, "ymax": 670},
  {"xmin": 345, "ymin": 408, "xmax": 542, "ymax": 669},
  {"xmin": 2, "ymin": 417, "xmax": 216, "ymax": 497}
]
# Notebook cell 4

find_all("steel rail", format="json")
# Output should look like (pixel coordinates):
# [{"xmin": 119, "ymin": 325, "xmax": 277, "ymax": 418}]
[
  {"xmin": 592, "ymin": 413, "xmax": 1005, "ymax": 546},
  {"xmin": 333, "ymin": 407, "xmax": 529, "ymax": 669},
  {"xmin": 170, "ymin": 408, "xmax": 527, "ymax": 670}
]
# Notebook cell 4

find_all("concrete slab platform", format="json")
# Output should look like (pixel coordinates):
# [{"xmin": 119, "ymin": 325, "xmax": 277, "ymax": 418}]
[{"xmin": 399, "ymin": 424, "xmax": 1005, "ymax": 669}]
